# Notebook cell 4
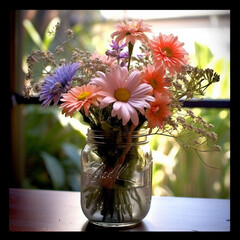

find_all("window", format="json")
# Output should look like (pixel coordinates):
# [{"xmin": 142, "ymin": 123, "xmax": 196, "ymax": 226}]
[{"xmin": 10, "ymin": 10, "xmax": 230, "ymax": 198}]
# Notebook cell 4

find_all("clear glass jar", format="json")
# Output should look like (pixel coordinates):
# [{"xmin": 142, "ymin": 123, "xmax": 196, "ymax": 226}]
[{"xmin": 80, "ymin": 128, "xmax": 152, "ymax": 228}]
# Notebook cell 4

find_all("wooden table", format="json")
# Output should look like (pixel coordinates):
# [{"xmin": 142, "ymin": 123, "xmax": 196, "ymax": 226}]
[{"xmin": 9, "ymin": 188, "xmax": 230, "ymax": 232}]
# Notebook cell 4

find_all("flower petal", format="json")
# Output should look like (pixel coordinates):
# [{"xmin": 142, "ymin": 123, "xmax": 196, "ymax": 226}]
[
  {"xmin": 126, "ymin": 104, "xmax": 139, "ymax": 126},
  {"xmin": 131, "ymin": 83, "xmax": 153, "ymax": 97},
  {"xmin": 120, "ymin": 103, "xmax": 130, "ymax": 125},
  {"xmin": 100, "ymin": 96, "xmax": 116, "ymax": 108},
  {"xmin": 127, "ymin": 71, "xmax": 141, "ymax": 91},
  {"xmin": 113, "ymin": 101, "xmax": 122, "ymax": 112}
]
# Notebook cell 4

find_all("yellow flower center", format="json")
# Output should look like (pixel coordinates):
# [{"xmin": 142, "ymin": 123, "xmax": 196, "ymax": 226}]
[
  {"xmin": 126, "ymin": 25, "xmax": 138, "ymax": 35},
  {"xmin": 114, "ymin": 88, "xmax": 130, "ymax": 102},
  {"xmin": 162, "ymin": 46, "xmax": 173, "ymax": 58},
  {"xmin": 77, "ymin": 91, "xmax": 91, "ymax": 101},
  {"xmin": 150, "ymin": 78, "xmax": 158, "ymax": 89},
  {"xmin": 131, "ymin": 24, "xmax": 138, "ymax": 28}
]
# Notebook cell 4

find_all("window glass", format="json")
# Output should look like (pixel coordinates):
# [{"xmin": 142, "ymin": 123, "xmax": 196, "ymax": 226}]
[{"xmin": 13, "ymin": 10, "xmax": 230, "ymax": 198}]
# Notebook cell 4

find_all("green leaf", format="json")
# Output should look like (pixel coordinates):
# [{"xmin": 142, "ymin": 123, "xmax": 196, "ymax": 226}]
[
  {"xmin": 23, "ymin": 19, "xmax": 42, "ymax": 49},
  {"xmin": 72, "ymin": 23, "xmax": 83, "ymax": 34},
  {"xmin": 213, "ymin": 58, "xmax": 230, "ymax": 98},
  {"xmin": 41, "ymin": 152, "xmax": 65, "ymax": 189},
  {"xmin": 149, "ymin": 135, "xmax": 161, "ymax": 151},
  {"xmin": 194, "ymin": 42, "xmax": 214, "ymax": 69},
  {"xmin": 61, "ymin": 143, "xmax": 81, "ymax": 171},
  {"xmin": 68, "ymin": 174, "xmax": 81, "ymax": 191},
  {"xmin": 43, "ymin": 17, "xmax": 61, "ymax": 51}
]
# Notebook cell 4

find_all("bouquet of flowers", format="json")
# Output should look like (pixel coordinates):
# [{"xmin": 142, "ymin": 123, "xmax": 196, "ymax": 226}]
[{"xmin": 24, "ymin": 19, "xmax": 221, "ymax": 224}]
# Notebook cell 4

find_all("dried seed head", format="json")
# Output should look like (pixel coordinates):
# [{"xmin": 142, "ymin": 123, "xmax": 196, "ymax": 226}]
[
  {"xmin": 213, "ymin": 144, "xmax": 221, "ymax": 151},
  {"xmin": 65, "ymin": 29, "xmax": 74, "ymax": 40},
  {"xmin": 210, "ymin": 132, "xmax": 218, "ymax": 142},
  {"xmin": 23, "ymin": 84, "xmax": 32, "ymax": 98},
  {"xmin": 55, "ymin": 45, "xmax": 64, "ymax": 55},
  {"xmin": 59, "ymin": 58, "xmax": 66, "ymax": 65},
  {"xmin": 176, "ymin": 116, "xmax": 185, "ymax": 123}
]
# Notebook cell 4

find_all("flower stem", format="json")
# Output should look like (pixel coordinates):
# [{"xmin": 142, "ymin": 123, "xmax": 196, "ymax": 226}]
[
  {"xmin": 99, "ymin": 124, "xmax": 137, "ymax": 189},
  {"xmin": 127, "ymin": 42, "xmax": 134, "ymax": 71}
]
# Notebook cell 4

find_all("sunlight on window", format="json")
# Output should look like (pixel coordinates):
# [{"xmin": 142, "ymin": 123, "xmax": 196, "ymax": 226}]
[
  {"xmin": 100, "ymin": 10, "xmax": 230, "ymax": 61},
  {"xmin": 100, "ymin": 10, "xmax": 229, "ymax": 20},
  {"xmin": 18, "ymin": 10, "xmax": 230, "ymax": 198},
  {"xmin": 57, "ymin": 111, "xmax": 88, "ymax": 137}
]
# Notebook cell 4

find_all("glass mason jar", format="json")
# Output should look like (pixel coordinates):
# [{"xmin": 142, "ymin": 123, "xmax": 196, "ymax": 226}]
[{"xmin": 81, "ymin": 128, "xmax": 152, "ymax": 228}]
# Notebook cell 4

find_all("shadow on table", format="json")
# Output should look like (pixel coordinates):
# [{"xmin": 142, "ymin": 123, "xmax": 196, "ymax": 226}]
[{"xmin": 82, "ymin": 220, "xmax": 150, "ymax": 232}]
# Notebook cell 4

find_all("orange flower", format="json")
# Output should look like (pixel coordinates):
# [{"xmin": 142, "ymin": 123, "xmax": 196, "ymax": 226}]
[
  {"xmin": 111, "ymin": 19, "xmax": 152, "ymax": 45},
  {"xmin": 60, "ymin": 84, "xmax": 101, "ymax": 117},
  {"xmin": 145, "ymin": 93, "xmax": 172, "ymax": 130},
  {"xmin": 141, "ymin": 64, "xmax": 172, "ymax": 97},
  {"xmin": 149, "ymin": 33, "xmax": 189, "ymax": 76}
]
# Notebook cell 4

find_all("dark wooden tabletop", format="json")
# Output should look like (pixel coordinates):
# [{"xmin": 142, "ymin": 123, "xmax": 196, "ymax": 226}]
[{"xmin": 9, "ymin": 188, "xmax": 230, "ymax": 232}]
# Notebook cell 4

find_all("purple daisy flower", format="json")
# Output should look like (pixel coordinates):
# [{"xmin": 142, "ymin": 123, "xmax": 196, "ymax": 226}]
[{"xmin": 40, "ymin": 62, "xmax": 80, "ymax": 107}]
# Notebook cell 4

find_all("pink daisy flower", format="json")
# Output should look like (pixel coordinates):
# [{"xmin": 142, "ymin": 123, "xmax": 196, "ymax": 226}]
[
  {"xmin": 111, "ymin": 19, "xmax": 152, "ymax": 45},
  {"xmin": 60, "ymin": 84, "xmax": 101, "ymax": 117},
  {"xmin": 91, "ymin": 66, "xmax": 155, "ymax": 126},
  {"xmin": 149, "ymin": 33, "xmax": 189, "ymax": 76}
]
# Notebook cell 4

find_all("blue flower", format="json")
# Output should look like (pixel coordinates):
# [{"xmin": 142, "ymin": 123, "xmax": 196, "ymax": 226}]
[{"xmin": 40, "ymin": 62, "xmax": 80, "ymax": 107}]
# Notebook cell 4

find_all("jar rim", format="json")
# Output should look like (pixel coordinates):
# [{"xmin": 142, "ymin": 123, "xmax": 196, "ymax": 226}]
[
  {"xmin": 87, "ymin": 128, "xmax": 150, "ymax": 137},
  {"xmin": 86, "ymin": 128, "xmax": 149, "ymax": 145}
]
